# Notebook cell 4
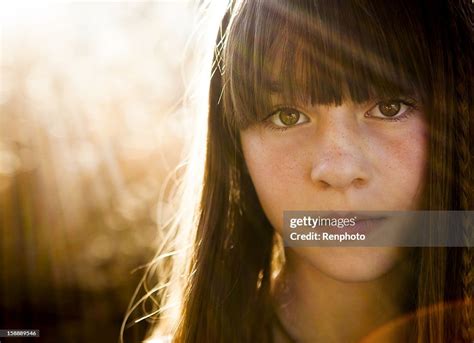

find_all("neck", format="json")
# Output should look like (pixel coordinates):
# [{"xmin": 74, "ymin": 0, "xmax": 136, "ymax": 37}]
[{"xmin": 273, "ymin": 248, "xmax": 416, "ymax": 343}]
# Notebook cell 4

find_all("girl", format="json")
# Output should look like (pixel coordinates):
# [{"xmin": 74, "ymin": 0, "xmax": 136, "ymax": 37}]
[{"xmin": 132, "ymin": 0, "xmax": 473, "ymax": 342}]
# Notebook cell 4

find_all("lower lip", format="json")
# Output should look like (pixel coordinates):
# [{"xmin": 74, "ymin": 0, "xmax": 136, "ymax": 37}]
[{"xmin": 323, "ymin": 218, "xmax": 387, "ymax": 236}]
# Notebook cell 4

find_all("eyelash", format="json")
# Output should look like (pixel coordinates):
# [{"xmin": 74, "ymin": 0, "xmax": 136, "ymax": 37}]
[
  {"xmin": 263, "ymin": 122, "xmax": 291, "ymax": 132},
  {"xmin": 263, "ymin": 97, "xmax": 419, "ymax": 132}
]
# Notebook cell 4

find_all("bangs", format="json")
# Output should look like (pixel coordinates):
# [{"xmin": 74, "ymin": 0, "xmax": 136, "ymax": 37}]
[{"xmin": 221, "ymin": 0, "xmax": 431, "ymax": 129}]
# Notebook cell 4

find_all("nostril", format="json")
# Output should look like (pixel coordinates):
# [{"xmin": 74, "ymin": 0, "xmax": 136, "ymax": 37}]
[
  {"xmin": 318, "ymin": 180, "xmax": 331, "ymax": 189},
  {"xmin": 353, "ymin": 178, "xmax": 367, "ymax": 188}
]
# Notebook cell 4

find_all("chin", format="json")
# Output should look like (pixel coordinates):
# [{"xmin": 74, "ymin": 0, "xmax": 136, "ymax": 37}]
[{"xmin": 294, "ymin": 246, "xmax": 405, "ymax": 282}]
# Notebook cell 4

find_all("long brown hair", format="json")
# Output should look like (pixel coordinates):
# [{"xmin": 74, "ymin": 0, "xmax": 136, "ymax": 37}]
[{"xmin": 132, "ymin": 1, "xmax": 473, "ymax": 342}]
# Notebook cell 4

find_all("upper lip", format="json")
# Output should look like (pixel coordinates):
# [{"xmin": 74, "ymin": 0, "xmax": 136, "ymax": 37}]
[
  {"xmin": 354, "ymin": 216, "xmax": 387, "ymax": 222},
  {"xmin": 325, "ymin": 212, "xmax": 387, "ymax": 222}
]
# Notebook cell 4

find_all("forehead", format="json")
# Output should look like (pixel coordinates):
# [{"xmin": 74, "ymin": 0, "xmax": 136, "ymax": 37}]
[{"xmin": 261, "ymin": 31, "xmax": 401, "ymax": 108}]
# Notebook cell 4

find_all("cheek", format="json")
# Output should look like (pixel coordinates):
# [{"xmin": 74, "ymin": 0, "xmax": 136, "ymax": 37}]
[
  {"xmin": 370, "ymin": 118, "xmax": 428, "ymax": 206},
  {"xmin": 240, "ymin": 129, "xmax": 307, "ymax": 227}
]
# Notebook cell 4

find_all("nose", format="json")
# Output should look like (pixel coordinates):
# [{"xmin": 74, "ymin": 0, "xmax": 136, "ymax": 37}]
[
  {"xmin": 311, "ymin": 154, "xmax": 369, "ymax": 189},
  {"xmin": 310, "ymin": 118, "xmax": 371, "ymax": 190}
]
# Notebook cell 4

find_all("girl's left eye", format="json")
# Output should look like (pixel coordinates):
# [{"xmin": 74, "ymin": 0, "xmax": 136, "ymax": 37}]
[
  {"xmin": 365, "ymin": 99, "xmax": 416, "ymax": 120},
  {"xmin": 267, "ymin": 107, "xmax": 310, "ymax": 128}
]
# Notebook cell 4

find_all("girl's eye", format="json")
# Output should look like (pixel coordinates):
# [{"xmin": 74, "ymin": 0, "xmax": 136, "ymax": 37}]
[
  {"xmin": 378, "ymin": 101, "xmax": 401, "ymax": 117},
  {"xmin": 365, "ymin": 99, "xmax": 416, "ymax": 120},
  {"xmin": 267, "ymin": 107, "xmax": 310, "ymax": 128}
]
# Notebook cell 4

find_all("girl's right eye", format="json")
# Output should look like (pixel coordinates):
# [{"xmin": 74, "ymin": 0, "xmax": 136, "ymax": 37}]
[{"xmin": 265, "ymin": 107, "xmax": 310, "ymax": 129}]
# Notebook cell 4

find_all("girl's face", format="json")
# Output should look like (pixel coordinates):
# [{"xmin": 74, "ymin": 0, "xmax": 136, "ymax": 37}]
[{"xmin": 240, "ymin": 95, "xmax": 427, "ymax": 281}]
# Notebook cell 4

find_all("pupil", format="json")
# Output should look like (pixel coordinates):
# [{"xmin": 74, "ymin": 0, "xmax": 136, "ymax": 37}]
[
  {"xmin": 280, "ymin": 111, "xmax": 299, "ymax": 125},
  {"xmin": 379, "ymin": 101, "xmax": 400, "ymax": 117}
]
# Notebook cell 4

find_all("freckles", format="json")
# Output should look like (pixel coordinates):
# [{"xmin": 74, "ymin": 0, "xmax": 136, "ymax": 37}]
[
  {"xmin": 371, "ymin": 122, "xmax": 428, "ymax": 205},
  {"xmin": 240, "ymin": 131, "xmax": 307, "ymax": 210},
  {"xmin": 243, "ymin": 132, "xmax": 302, "ymax": 176},
  {"xmin": 256, "ymin": 147, "xmax": 300, "ymax": 185},
  {"xmin": 372, "ymin": 120, "xmax": 427, "ymax": 168},
  {"xmin": 397, "ymin": 124, "xmax": 427, "ymax": 169},
  {"xmin": 241, "ymin": 133, "xmax": 278, "ymax": 186}
]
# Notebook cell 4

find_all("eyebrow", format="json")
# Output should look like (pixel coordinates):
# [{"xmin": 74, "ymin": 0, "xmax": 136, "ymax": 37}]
[{"xmin": 267, "ymin": 79, "xmax": 310, "ymax": 95}]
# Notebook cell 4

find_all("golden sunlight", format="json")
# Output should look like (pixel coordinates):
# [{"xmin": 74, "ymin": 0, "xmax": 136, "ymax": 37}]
[{"xmin": 0, "ymin": 0, "xmax": 226, "ymax": 341}]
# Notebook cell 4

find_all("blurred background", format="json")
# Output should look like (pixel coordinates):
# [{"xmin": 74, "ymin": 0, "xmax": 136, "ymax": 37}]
[{"xmin": 0, "ymin": 1, "xmax": 219, "ymax": 341}]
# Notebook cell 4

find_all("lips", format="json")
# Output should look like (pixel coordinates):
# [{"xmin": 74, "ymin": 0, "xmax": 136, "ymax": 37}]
[
  {"xmin": 345, "ymin": 217, "xmax": 387, "ymax": 235},
  {"xmin": 316, "ymin": 214, "xmax": 388, "ymax": 236}
]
